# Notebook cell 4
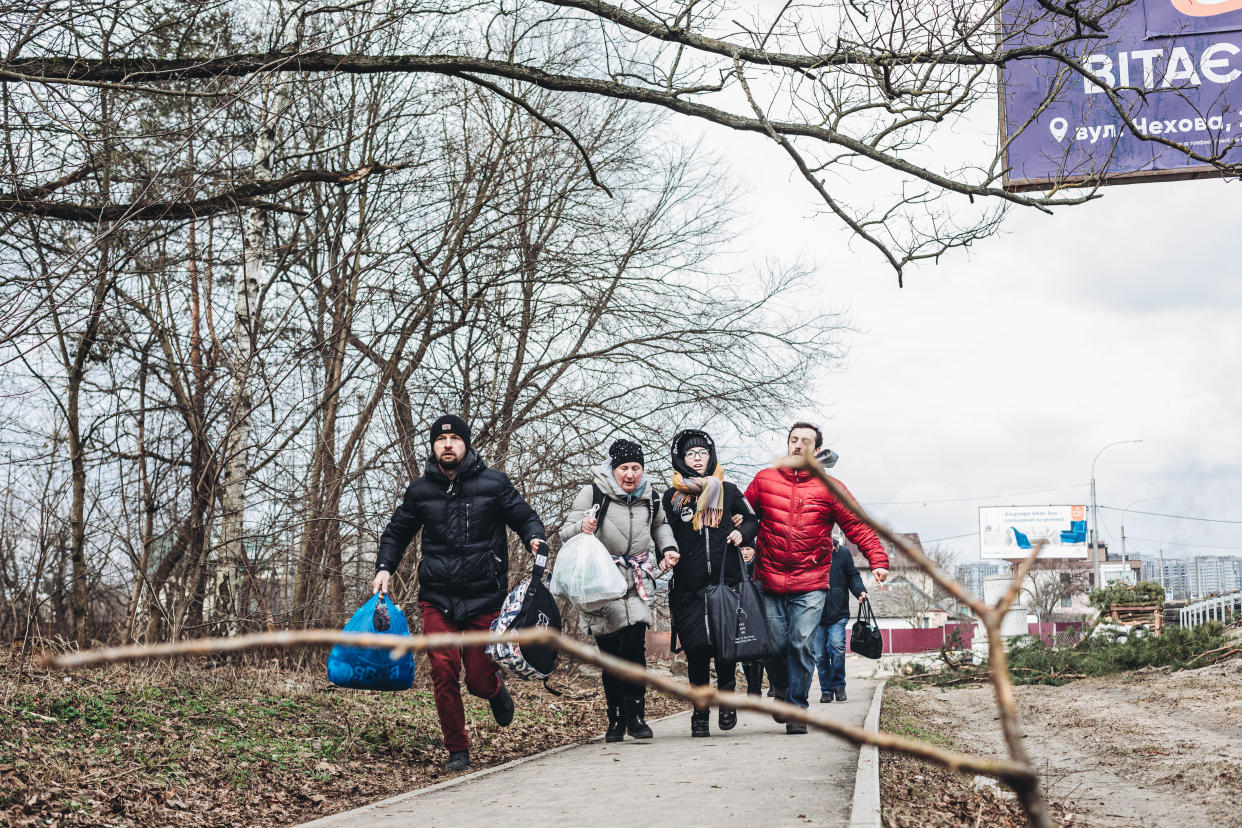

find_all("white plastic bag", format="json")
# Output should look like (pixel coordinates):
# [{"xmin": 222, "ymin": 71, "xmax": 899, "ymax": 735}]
[{"xmin": 550, "ymin": 510, "xmax": 627, "ymax": 607}]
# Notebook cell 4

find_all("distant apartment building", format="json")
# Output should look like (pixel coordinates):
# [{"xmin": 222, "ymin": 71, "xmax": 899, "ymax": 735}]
[
  {"xmin": 1139, "ymin": 555, "xmax": 1242, "ymax": 600},
  {"xmin": 956, "ymin": 562, "xmax": 1013, "ymax": 599}
]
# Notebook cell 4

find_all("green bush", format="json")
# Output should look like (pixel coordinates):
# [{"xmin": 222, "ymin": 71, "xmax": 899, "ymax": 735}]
[{"xmin": 1088, "ymin": 579, "xmax": 1165, "ymax": 611}]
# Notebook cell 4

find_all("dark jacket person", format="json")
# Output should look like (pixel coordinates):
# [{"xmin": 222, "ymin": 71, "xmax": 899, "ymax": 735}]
[
  {"xmin": 813, "ymin": 539, "xmax": 867, "ymax": 703},
  {"xmin": 662, "ymin": 429, "xmax": 758, "ymax": 737},
  {"xmin": 374, "ymin": 415, "xmax": 546, "ymax": 772}
]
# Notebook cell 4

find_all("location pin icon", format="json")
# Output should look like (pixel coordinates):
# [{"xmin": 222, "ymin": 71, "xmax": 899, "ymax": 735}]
[{"xmin": 1049, "ymin": 117, "xmax": 1069, "ymax": 143}]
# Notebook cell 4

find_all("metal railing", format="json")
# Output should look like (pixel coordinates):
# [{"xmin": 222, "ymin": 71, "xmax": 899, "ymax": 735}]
[{"xmin": 1179, "ymin": 591, "xmax": 1242, "ymax": 627}]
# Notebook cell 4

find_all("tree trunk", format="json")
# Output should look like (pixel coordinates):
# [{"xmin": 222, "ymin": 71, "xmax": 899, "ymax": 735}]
[
  {"xmin": 215, "ymin": 77, "xmax": 290, "ymax": 634},
  {"xmin": 123, "ymin": 338, "xmax": 155, "ymax": 643}
]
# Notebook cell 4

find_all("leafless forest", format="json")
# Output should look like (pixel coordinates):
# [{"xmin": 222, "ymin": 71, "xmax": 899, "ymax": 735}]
[{"xmin": 0, "ymin": 0, "xmax": 1229, "ymax": 650}]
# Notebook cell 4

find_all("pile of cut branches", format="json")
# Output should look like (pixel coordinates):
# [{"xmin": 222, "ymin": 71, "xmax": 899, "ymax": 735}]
[{"xmin": 895, "ymin": 622, "xmax": 1233, "ymax": 690}]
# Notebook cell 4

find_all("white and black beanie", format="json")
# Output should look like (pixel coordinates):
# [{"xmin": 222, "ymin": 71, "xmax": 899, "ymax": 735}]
[{"xmin": 609, "ymin": 438, "xmax": 645, "ymax": 468}]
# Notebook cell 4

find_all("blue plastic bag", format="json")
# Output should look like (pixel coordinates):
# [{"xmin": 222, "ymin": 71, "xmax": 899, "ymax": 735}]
[{"xmin": 326, "ymin": 594, "xmax": 414, "ymax": 690}]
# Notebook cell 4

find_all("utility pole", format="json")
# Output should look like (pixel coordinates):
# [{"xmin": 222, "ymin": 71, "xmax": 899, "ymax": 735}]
[{"xmin": 1120, "ymin": 522, "xmax": 1126, "ymax": 572}]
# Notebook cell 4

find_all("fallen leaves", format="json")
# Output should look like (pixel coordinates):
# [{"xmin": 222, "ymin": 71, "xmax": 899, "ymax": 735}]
[{"xmin": 0, "ymin": 654, "xmax": 688, "ymax": 827}]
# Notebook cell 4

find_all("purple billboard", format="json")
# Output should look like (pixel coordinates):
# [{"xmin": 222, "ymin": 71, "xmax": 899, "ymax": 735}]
[{"xmin": 1001, "ymin": 0, "xmax": 1242, "ymax": 189}]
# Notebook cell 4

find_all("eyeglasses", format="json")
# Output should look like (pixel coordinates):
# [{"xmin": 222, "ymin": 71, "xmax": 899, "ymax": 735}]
[{"xmin": 684, "ymin": 448, "xmax": 711, "ymax": 459}]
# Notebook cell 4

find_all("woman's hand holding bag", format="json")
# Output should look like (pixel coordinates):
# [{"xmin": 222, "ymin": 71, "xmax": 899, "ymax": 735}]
[{"xmin": 550, "ymin": 507, "xmax": 627, "ymax": 608}]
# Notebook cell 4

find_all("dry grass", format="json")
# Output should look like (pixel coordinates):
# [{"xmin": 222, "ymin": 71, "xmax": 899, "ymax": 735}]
[{"xmin": 879, "ymin": 689, "xmax": 1082, "ymax": 828}]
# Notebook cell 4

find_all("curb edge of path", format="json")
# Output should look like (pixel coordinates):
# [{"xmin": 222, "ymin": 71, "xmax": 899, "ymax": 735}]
[
  {"xmin": 294, "ymin": 707, "xmax": 694, "ymax": 828},
  {"xmin": 848, "ymin": 678, "xmax": 886, "ymax": 828}
]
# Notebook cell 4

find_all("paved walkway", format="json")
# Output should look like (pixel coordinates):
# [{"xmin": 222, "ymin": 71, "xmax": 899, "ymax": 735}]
[{"xmin": 300, "ymin": 658, "xmax": 878, "ymax": 828}]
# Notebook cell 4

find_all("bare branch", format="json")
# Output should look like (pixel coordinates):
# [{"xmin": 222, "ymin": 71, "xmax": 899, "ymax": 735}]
[
  {"xmin": 39, "ymin": 625, "xmax": 1039, "ymax": 789},
  {"xmin": 0, "ymin": 163, "xmax": 409, "ymax": 221}
]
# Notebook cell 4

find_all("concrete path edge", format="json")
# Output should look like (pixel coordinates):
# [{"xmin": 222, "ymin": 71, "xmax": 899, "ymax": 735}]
[
  {"xmin": 295, "ymin": 709, "xmax": 692, "ymax": 828},
  {"xmin": 848, "ymin": 678, "xmax": 886, "ymax": 828}
]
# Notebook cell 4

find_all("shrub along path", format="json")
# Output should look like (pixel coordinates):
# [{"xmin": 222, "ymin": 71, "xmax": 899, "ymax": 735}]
[{"xmin": 299, "ymin": 664, "xmax": 879, "ymax": 828}]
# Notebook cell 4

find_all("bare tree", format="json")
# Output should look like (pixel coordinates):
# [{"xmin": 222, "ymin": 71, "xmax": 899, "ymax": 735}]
[
  {"xmin": 1022, "ymin": 562, "xmax": 1092, "ymax": 623},
  {"xmin": 11, "ymin": 0, "xmax": 1202, "ymax": 660}
]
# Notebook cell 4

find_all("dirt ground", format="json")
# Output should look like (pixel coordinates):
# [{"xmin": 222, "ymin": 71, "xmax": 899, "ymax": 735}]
[{"xmin": 887, "ymin": 655, "xmax": 1242, "ymax": 827}]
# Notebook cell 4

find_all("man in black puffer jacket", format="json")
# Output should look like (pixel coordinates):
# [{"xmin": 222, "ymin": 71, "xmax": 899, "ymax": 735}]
[
  {"xmin": 812, "ymin": 538, "xmax": 867, "ymax": 704},
  {"xmin": 373, "ymin": 415, "xmax": 546, "ymax": 772}
]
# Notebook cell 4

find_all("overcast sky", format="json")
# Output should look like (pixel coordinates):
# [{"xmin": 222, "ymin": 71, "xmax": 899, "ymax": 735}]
[{"xmin": 693, "ymin": 125, "xmax": 1242, "ymax": 566}]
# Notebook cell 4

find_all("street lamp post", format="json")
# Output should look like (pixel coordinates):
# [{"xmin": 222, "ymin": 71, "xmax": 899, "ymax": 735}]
[
  {"xmin": 1090, "ymin": 440, "xmax": 1143, "ymax": 589},
  {"xmin": 1120, "ymin": 497, "xmax": 1154, "ymax": 584}
]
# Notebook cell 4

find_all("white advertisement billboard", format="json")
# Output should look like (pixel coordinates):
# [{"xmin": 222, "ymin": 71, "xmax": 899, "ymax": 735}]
[
  {"xmin": 978, "ymin": 505, "xmax": 1088, "ymax": 560},
  {"xmin": 1099, "ymin": 563, "xmax": 1137, "ymax": 586}
]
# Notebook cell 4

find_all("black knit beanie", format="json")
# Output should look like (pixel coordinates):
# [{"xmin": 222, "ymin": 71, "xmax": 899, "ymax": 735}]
[
  {"xmin": 609, "ymin": 438, "xmax": 644, "ymax": 469},
  {"xmin": 671, "ymin": 429, "xmax": 718, "ymax": 479},
  {"xmin": 679, "ymin": 433, "xmax": 711, "ymax": 454},
  {"xmin": 429, "ymin": 414, "xmax": 471, "ymax": 452}
]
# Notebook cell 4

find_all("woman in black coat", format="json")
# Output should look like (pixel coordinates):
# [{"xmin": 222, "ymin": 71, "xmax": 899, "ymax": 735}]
[{"xmin": 661, "ymin": 429, "xmax": 758, "ymax": 737}]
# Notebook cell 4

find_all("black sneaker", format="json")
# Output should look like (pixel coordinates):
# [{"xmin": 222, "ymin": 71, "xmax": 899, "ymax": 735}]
[
  {"xmin": 819, "ymin": 693, "xmax": 833, "ymax": 704},
  {"xmin": 446, "ymin": 750, "xmax": 470, "ymax": 771},
  {"xmin": 835, "ymin": 689, "xmax": 847, "ymax": 702},
  {"xmin": 489, "ymin": 684, "xmax": 515, "ymax": 727},
  {"xmin": 691, "ymin": 712, "xmax": 710, "ymax": 738},
  {"xmin": 786, "ymin": 722, "xmax": 808, "ymax": 735},
  {"xmin": 718, "ymin": 709, "xmax": 737, "ymax": 731}
]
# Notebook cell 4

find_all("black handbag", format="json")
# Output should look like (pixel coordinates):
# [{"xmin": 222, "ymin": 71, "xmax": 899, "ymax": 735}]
[
  {"xmin": 850, "ymin": 597, "xmax": 883, "ymax": 659},
  {"xmin": 706, "ymin": 546, "xmax": 774, "ymax": 662}
]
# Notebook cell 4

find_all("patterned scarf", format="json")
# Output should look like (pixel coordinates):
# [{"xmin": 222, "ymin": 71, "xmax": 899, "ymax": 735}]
[
  {"xmin": 670, "ymin": 464, "xmax": 726, "ymax": 529},
  {"xmin": 612, "ymin": 551, "xmax": 653, "ymax": 601}
]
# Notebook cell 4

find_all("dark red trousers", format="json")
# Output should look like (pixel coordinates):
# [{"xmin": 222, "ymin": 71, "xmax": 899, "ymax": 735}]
[{"xmin": 419, "ymin": 601, "xmax": 502, "ymax": 752}]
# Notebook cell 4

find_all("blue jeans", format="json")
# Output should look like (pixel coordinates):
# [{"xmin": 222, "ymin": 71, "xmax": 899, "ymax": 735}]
[
  {"xmin": 763, "ymin": 590, "xmax": 827, "ymax": 708},
  {"xmin": 812, "ymin": 618, "xmax": 848, "ymax": 694}
]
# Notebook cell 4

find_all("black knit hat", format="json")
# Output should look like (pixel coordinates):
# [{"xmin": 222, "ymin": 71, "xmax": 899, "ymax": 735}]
[
  {"xmin": 679, "ymin": 433, "xmax": 711, "ymax": 453},
  {"xmin": 429, "ymin": 414, "xmax": 471, "ymax": 452},
  {"xmin": 609, "ymin": 438, "xmax": 644, "ymax": 469},
  {"xmin": 671, "ymin": 429, "xmax": 718, "ymax": 478}
]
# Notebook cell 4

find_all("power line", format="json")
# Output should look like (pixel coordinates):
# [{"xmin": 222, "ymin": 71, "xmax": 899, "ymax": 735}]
[
  {"xmin": 921, "ymin": 532, "xmax": 978, "ymax": 543},
  {"xmin": 1099, "ymin": 505, "xmax": 1242, "ymax": 525},
  {"xmin": 1127, "ymin": 536, "xmax": 1242, "ymax": 552},
  {"xmin": 871, "ymin": 483, "xmax": 1086, "ymax": 507}
]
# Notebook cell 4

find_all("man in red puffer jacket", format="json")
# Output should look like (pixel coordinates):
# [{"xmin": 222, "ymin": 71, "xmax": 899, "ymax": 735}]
[{"xmin": 743, "ymin": 422, "xmax": 889, "ymax": 733}]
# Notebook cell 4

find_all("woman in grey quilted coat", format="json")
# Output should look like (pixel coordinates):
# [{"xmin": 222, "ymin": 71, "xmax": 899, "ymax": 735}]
[{"xmin": 558, "ymin": 438, "xmax": 678, "ymax": 742}]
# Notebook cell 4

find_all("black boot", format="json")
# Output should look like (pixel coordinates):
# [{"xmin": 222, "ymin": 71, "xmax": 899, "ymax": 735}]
[
  {"xmin": 718, "ymin": 678, "xmax": 738, "ymax": 730},
  {"xmin": 691, "ymin": 709, "xmax": 710, "ymax": 738},
  {"xmin": 488, "ymin": 682, "xmax": 515, "ymax": 727},
  {"xmin": 624, "ymin": 697, "xmax": 653, "ymax": 739},
  {"xmin": 605, "ymin": 705, "xmax": 626, "ymax": 742}
]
